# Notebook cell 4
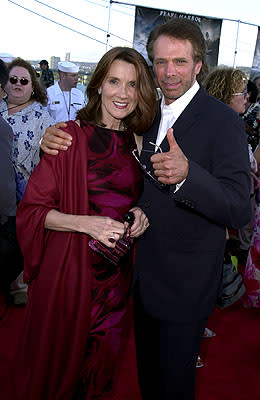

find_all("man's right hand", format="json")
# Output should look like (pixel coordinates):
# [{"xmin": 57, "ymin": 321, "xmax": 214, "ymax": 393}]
[{"xmin": 41, "ymin": 122, "xmax": 72, "ymax": 155}]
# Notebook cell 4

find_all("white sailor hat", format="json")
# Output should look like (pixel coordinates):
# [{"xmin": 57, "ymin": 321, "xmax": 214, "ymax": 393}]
[
  {"xmin": 0, "ymin": 53, "xmax": 15, "ymax": 63},
  {"xmin": 58, "ymin": 61, "xmax": 79, "ymax": 73}
]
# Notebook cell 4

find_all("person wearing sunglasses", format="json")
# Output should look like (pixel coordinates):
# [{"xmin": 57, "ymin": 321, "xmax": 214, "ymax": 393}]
[
  {"xmin": 204, "ymin": 67, "xmax": 256, "ymax": 259},
  {"xmin": 204, "ymin": 67, "xmax": 249, "ymax": 112},
  {"xmin": 0, "ymin": 57, "xmax": 55, "ymax": 201},
  {"xmin": 0, "ymin": 58, "xmax": 54, "ymax": 307},
  {"xmin": 204, "ymin": 67, "xmax": 260, "ymax": 307}
]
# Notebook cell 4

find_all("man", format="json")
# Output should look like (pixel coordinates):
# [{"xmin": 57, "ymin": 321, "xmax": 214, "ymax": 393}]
[
  {"xmin": 47, "ymin": 61, "xmax": 86, "ymax": 122},
  {"xmin": 39, "ymin": 59, "xmax": 54, "ymax": 88},
  {"xmin": 40, "ymin": 19, "xmax": 251, "ymax": 399}
]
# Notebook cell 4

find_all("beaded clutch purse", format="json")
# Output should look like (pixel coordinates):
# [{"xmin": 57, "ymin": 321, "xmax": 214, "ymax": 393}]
[{"xmin": 88, "ymin": 212, "xmax": 135, "ymax": 266}]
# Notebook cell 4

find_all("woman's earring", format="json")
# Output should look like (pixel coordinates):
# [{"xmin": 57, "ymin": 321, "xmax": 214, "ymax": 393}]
[
  {"xmin": 31, "ymin": 90, "xmax": 34, "ymax": 96},
  {"xmin": 98, "ymin": 88, "xmax": 102, "ymax": 95}
]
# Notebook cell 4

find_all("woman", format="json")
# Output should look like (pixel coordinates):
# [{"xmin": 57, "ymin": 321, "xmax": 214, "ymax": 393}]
[
  {"xmin": 198, "ymin": 67, "xmax": 253, "ymax": 363},
  {"xmin": 205, "ymin": 68, "xmax": 260, "ymax": 308},
  {"xmin": 204, "ymin": 67, "xmax": 249, "ymax": 114},
  {"xmin": 0, "ymin": 57, "xmax": 54, "ymax": 200},
  {"xmin": 13, "ymin": 47, "xmax": 157, "ymax": 400},
  {"xmin": 204, "ymin": 68, "xmax": 256, "ymax": 252},
  {"xmin": 0, "ymin": 58, "xmax": 54, "ymax": 306}
]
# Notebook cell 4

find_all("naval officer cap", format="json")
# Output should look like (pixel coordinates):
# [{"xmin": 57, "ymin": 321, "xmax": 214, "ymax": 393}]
[{"xmin": 58, "ymin": 61, "xmax": 79, "ymax": 73}]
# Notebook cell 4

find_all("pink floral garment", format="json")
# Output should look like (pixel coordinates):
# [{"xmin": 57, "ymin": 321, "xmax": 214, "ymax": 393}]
[{"xmin": 243, "ymin": 189, "xmax": 260, "ymax": 308}]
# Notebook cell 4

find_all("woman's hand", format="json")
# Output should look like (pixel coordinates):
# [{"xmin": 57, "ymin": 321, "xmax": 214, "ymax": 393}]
[
  {"xmin": 41, "ymin": 122, "xmax": 72, "ymax": 155},
  {"xmin": 78, "ymin": 215, "xmax": 126, "ymax": 248},
  {"xmin": 128, "ymin": 207, "xmax": 149, "ymax": 238},
  {"xmin": 45, "ymin": 211, "xmax": 126, "ymax": 248}
]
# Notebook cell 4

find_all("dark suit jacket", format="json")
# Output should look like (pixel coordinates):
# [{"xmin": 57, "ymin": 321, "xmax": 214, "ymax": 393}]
[
  {"xmin": 0, "ymin": 116, "xmax": 16, "ymax": 218},
  {"xmin": 134, "ymin": 86, "xmax": 251, "ymax": 323}
]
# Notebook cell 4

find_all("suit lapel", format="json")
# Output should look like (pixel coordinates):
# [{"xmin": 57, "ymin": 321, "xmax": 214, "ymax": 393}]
[
  {"xmin": 138, "ymin": 87, "xmax": 208, "ymax": 180},
  {"xmin": 159, "ymin": 87, "xmax": 207, "ymax": 152}
]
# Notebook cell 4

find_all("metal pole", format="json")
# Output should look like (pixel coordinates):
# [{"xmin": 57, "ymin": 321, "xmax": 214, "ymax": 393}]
[
  {"xmin": 233, "ymin": 20, "xmax": 240, "ymax": 68},
  {"xmin": 106, "ymin": 0, "xmax": 112, "ymax": 51}
]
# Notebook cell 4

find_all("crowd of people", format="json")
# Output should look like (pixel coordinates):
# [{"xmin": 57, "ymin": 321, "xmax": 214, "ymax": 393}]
[{"xmin": 0, "ymin": 16, "xmax": 260, "ymax": 400}]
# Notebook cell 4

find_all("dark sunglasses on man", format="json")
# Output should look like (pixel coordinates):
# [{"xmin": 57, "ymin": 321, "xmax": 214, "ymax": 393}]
[{"xmin": 9, "ymin": 76, "xmax": 30, "ymax": 86}]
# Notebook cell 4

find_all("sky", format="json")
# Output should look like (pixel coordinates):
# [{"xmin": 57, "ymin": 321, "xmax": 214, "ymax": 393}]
[{"xmin": 1, "ymin": 0, "xmax": 260, "ymax": 67}]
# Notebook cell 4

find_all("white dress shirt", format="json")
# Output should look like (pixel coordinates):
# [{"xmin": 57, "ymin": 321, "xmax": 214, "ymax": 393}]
[
  {"xmin": 155, "ymin": 81, "xmax": 200, "ymax": 191},
  {"xmin": 47, "ymin": 81, "xmax": 86, "ymax": 123},
  {"xmin": 156, "ymin": 81, "xmax": 200, "ymax": 147}
]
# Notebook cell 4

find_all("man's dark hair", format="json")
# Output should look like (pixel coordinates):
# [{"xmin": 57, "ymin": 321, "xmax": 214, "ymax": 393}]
[
  {"xmin": 146, "ymin": 18, "xmax": 208, "ymax": 82},
  {"xmin": 39, "ymin": 60, "xmax": 48, "ymax": 66},
  {"xmin": 0, "ymin": 59, "xmax": 9, "ymax": 87}
]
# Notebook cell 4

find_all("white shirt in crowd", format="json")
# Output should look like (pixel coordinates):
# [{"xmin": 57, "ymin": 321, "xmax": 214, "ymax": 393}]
[{"xmin": 47, "ymin": 81, "xmax": 86, "ymax": 123}]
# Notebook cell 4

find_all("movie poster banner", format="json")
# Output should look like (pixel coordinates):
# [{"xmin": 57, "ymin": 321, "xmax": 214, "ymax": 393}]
[
  {"xmin": 252, "ymin": 27, "xmax": 260, "ymax": 73},
  {"xmin": 133, "ymin": 6, "xmax": 222, "ymax": 69}
]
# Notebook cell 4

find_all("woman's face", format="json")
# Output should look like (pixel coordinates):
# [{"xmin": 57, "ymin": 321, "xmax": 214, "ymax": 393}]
[
  {"xmin": 5, "ymin": 66, "xmax": 33, "ymax": 105},
  {"xmin": 100, "ymin": 59, "xmax": 138, "ymax": 130},
  {"xmin": 228, "ymin": 83, "xmax": 249, "ymax": 114}
]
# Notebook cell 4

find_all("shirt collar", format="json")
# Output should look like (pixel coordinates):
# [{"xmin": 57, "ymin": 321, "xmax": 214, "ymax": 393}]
[{"xmin": 160, "ymin": 81, "xmax": 200, "ymax": 120}]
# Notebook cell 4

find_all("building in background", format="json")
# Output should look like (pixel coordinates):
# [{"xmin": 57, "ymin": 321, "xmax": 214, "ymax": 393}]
[
  {"xmin": 65, "ymin": 52, "xmax": 70, "ymax": 61},
  {"xmin": 50, "ymin": 56, "xmax": 60, "ymax": 70}
]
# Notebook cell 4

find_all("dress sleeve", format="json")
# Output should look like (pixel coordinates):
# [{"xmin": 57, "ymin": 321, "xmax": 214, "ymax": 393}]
[
  {"xmin": 16, "ymin": 120, "xmax": 90, "ymax": 283},
  {"xmin": 16, "ymin": 152, "xmax": 61, "ymax": 282}
]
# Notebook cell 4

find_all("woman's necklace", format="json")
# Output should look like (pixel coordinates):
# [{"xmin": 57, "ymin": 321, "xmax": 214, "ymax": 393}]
[
  {"xmin": 0, "ymin": 100, "xmax": 31, "ymax": 114},
  {"xmin": 61, "ymin": 89, "xmax": 71, "ymax": 120}
]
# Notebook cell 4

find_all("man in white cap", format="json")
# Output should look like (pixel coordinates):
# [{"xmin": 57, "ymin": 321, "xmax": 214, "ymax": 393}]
[{"xmin": 47, "ymin": 61, "xmax": 86, "ymax": 122}]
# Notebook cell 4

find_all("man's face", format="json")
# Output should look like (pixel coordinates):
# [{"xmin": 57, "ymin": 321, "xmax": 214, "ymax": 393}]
[
  {"xmin": 61, "ymin": 72, "xmax": 78, "ymax": 89},
  {"xmin": 153, "ymin": 35, "xmax": 202, "ymax": 105},
  {"xmin": 40, "ymin": 64, "xmax": 47, "ymax": 71}
]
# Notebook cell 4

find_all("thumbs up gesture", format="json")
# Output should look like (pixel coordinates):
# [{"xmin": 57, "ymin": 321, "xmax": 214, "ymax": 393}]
[{"xmin": 150, "ymin": 128, "xmax": 189, "ymax": 185}]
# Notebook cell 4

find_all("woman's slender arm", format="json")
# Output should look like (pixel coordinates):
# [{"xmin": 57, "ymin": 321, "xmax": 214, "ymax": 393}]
[{"xmin": 45, "ymin": 209, "xmax": 126, "ymax": 247}]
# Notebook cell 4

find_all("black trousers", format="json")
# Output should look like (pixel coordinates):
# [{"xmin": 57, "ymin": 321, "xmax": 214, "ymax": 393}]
[
  {"xmin": 0, "ymin": 217, "xmax": 23, "ymax": 291},
  {"xmin": 134, "ymin": 287, "xmax": 207, "ymax": 400}
]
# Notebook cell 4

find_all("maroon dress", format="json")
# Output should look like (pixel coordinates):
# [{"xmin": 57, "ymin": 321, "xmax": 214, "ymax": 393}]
[{"xmin": 13, "ymin": 121, "xmax": 142, "ymax": 400}]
